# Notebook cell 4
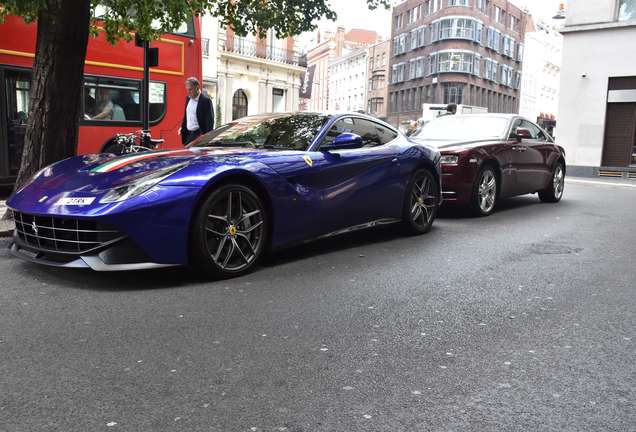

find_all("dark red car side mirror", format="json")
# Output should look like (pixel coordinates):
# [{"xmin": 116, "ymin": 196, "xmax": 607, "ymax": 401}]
[{"xmin": 514, "ymin": 127, "xmax": 532, "ymax": 141}]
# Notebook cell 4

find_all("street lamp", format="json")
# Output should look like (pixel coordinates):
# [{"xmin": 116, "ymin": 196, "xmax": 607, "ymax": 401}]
[{"xmin": 552, "ymin": 3, "xmax": 566, "ymax": 19}]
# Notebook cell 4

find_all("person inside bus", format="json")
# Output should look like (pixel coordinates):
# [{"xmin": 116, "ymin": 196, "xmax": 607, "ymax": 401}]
[
  {"xmin": 181, "ymin": 77, "xmax": 214, "ymax": 144},
  {"xmin": 89, "ymin": 88, "xmax": 125, "ymax": 121}
]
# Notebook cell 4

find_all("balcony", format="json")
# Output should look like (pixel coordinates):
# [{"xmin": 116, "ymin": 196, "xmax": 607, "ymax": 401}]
[{"xmin": 222, "ymin": 36, "xmax": 306, "ymax": 67}]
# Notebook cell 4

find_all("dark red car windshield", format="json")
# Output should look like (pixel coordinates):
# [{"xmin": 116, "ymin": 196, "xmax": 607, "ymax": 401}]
[{"xmin": 414, "ymin": 115, "xmax": 509, "ymax": 141}]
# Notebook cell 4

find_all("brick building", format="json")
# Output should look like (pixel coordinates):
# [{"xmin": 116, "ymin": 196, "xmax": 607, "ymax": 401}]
[
  {"xmin": 305, "ymin": 27, "xmax": 379, "ymax": 112},
  {"xmin": 366, "ymin": 40, "xmax": 391, "ymax": 120},
  {"xmin": 387, "ymin": 0, "xmax": 529, "ymax": 126}
]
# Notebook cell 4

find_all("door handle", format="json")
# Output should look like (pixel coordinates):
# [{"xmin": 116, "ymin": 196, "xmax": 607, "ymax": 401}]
[{"xmin": 391, "ymin": 157, "xmax": 398, "ymax": 163}]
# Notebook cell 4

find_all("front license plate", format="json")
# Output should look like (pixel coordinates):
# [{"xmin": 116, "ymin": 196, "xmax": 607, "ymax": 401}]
[{"xmin": 55, "ymin": 197, "xmax": 96, "ymax": 206}]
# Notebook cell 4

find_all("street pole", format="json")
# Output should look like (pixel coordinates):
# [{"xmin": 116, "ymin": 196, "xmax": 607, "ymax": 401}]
[{"xmin": 141, "ymin": 39, "xmax": 150, "ymax": 147}]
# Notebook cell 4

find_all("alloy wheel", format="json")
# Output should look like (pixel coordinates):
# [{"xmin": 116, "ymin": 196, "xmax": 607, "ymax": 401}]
[
  {"xmin": 410, "ymin": 174, "xmax": 437, "ymax": 228},
  {"xmin": 204, "ymin": 189, "xmax": 265, "ymax": 272},
  {"xmin": 478, "ymin": 169, "xmax": 497, "ymax": 214},
  {"xmin": 553, "ymin": 165, "xmax": 564, "ymax": 199}
]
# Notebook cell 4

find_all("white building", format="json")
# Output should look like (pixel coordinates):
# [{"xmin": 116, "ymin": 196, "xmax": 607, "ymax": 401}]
[
  {"xmin": 200, "ymin": 15, "xmax": 305, "ymax": 125},
  {"xmin": 557, "ymin": 0, "xmax": 636, "ymax": 177},
  {"xmin": 518, "ymin": 19, "xmax": 562, "ymax": 133},
  {"xmin": 328, "ymin": 49, "xmax": 368, "ymax": 111}
]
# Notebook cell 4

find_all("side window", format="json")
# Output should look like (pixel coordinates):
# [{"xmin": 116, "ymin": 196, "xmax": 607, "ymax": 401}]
[
  {"xmin": 521, "ymin": 120, "xmax": 544, "ymax": 140},
  {"xmin": 83, "ymin": 77, "xmax": 140, "ymax": 122},
  {"xmin": 321, "ymin": 117, "xmax": 355, "ymax": 147},
  {"xmin": 509, "ymin": 118, "xmax": 523, "ymax": 138},
  {"xmin": 352, "ymin": 118, "xmax": 397, "ymax": 147},
  {"xmin": 82, "ymin": 77, "xmax": 166, "ymax": 123}
]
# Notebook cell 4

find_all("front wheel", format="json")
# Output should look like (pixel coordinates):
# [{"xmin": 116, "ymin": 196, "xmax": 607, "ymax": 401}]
[
  {"xmin": 402, "ymin": 169, "xmax": 439, "ymax": 235},
  {"xmin": 539, "ymin": 162, "xmax": 565, "ymax": 203},
  {"xmin": 190, "ymin": 184, "xmax": 268, "ymax": 279},
  {"xmin": 471, "ymin": 166, "xmax": 498, "ymax": 216}
]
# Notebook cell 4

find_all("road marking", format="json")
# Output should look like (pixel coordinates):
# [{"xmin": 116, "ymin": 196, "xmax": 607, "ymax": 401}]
[{"xmin": 567, "ymin": 178, "xmax": 636, "ymax": 188}]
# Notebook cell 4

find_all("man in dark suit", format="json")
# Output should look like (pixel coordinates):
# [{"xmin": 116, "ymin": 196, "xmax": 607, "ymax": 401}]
[{"xmin": 181, "ymin": 77, "xmax": 214, "ymax": 145}]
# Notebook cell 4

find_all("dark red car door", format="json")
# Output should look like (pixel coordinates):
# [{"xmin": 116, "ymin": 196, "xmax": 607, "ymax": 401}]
[{"xmin": 509, "ymin": 119, "xmax": 548, "ymax": 194}]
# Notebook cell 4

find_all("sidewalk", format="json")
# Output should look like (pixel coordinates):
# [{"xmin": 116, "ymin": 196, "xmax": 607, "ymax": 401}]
[
  {"xmin": 0, "ymin": 200, "xmax": 14, "ymax": 237},
  {"xmin": 566, "ymin": 175, "xmax": 636, "ymax": 188}
]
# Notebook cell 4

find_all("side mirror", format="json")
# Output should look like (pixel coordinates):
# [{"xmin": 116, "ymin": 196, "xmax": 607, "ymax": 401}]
[
  {"xmin": 323, "ymin": 132, "xmax": 363, "ymax": 150},
  {"xmin": 513, "ymin": 127, "xmax": 532, "ymax": 141}
]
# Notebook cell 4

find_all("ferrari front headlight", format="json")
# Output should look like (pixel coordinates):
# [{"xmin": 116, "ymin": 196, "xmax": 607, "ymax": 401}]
[{"xmin": 99, "ymin": 163, "xmax": 187, "ymax": 203}]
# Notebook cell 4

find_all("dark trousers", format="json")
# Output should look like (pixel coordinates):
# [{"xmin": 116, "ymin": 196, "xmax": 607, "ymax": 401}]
[{"xmin": 184, "ymin": 128, "xmax": 202, "ymax": 144}]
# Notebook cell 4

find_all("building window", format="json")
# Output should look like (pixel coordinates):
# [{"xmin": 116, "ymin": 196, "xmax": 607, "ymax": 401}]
[
  {"xmin": 391, "ymin": 63, "xmax": 406, "ymax": 83},
  {"xmin": 484, "ymin": 58, "xmax": 498, "ymax": 82},
  {"xmin": 487, "ymin": 27, "xmax": 501, "ymax": 52},
  {"xmin": 433, "ymin": 51, "xmax": 474, "ymax": 74},
  {"xmin": 448, "ymin": 0, "xmax": 469, "ymax": 6},
  {"xmin": 618, "ymin": 0, "xmax": 636, "ymax": 21},
  {"xmin": 516, "ymin": 42, "xmax": 524, "ymax": 62},
  {"xmin": 202, "ymin": 38, "xmax": 210, "ymax": 57},
  {"xmin": 232, "ymin": 89, "xmax": 248, "ymax": 120},
  {"xmin": 368, "ymin": 97, "xmax": 384, "ymax": 114},
  {"xmin": 509, "ymin": 15, "xmax": 519, "ymax": 31},
  {"xmin": 502, "ymin": 36, "xmax": 514, "ymax": 57},
  {"xmin": 393, "ymin": 33, "xmax": 408, "ymax": 56},
  {"xmin": 443, "ymin": 83, "xmax": 464, "ymax": 104}
]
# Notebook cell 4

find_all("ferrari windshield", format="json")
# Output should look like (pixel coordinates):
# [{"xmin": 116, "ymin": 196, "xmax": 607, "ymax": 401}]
[
  {"xmin": 189, "ymin": 113, "xmax": 329, "ymax": 151},
  {"xmin": 413, "ymin": 115, "xmax": 510, "ymax": 141}
]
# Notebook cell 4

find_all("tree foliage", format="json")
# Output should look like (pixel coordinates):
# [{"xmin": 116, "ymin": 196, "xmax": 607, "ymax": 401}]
[{"xmin": 1, "ymin": 0, "xmax": 391, "ymax": 44}]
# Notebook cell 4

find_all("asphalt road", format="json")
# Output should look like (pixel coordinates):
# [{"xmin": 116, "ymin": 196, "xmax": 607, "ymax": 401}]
[{"xmin": 1, "ymin": 180, "xmax": 635, "ymax": 432}]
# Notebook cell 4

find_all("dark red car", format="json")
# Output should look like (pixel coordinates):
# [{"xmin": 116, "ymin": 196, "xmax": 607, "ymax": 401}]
[{"xmin": 411, "ymin": 114, "xmax": 565, "ymax": 216}]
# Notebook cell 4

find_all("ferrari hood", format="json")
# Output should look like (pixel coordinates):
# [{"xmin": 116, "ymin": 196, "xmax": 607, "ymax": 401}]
[{"xmin": 21, "ymin": 147, "xmax": 270, "ymax": 193}]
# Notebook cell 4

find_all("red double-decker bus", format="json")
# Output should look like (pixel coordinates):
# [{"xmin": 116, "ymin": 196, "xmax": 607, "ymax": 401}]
[{"xmin": 0, "ymin": 14, "xmax": 202, "ymax": 185}]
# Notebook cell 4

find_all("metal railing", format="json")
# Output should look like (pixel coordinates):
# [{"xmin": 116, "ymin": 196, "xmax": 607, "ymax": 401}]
[{"xmin": 222, "ymin": 37, "xmax": 306, "ymax": 67}]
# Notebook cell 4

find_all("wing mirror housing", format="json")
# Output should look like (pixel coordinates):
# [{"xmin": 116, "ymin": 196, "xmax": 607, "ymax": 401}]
[
  {"xmin": 322, "ymin": 132, "xmax": 363, "ymax": 150},
  {"xmin": 513, "ymin": 127, "xmax": 532, "ymax": 141}
]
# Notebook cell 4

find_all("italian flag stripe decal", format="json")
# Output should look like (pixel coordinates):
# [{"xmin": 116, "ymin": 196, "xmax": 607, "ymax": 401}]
[{"xmin": 90, "ymin": 150, "xmax": 191, "ymax": 173}]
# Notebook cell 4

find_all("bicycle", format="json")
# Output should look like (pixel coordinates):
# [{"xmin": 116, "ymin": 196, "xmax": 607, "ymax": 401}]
[{"xmin": 103, "ymin": 130, "xmax": 165, "ymax": 154}]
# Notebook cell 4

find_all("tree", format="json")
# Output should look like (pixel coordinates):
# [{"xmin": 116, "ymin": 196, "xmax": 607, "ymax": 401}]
[{"xmin": 0, "ymin": 0, "xmax": 389, "ymax": 219}]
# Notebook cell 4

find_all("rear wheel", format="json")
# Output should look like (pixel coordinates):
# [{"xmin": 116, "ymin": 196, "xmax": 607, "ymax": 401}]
[
  {"xmin": 471, "ymin": 166, "xmax": 498, "ymax": 216},
  {"xmin": 539, "ymin": 162, "xmax": 565, "ymax": 203},
  {"xmin": 402, "ymin": 169, "xmax": 439, "ymax": 235},
  {"xmin": 190, "ymin": 184, "xmax": 267, "ymax": 279}
]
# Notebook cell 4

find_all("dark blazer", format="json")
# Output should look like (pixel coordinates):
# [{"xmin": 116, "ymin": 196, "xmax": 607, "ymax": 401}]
[{"xmin": 181, "ymin": 91, "xmax": 214, "ymax": 144}]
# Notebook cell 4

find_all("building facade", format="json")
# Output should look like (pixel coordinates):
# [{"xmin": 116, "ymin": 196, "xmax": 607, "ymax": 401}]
[
  {"xmin": 328, "ymin": 49, "xmax": 368, "ymax": 111},
  {"xmin": 201, "ymin": 15, "xmax": 306, "ymax": 126},
  {"xmin": 305, "ymin": 27, "xmax": 379, "ymax": 111},
  {"xmin": 366, "ymin": 40, "xmax": 391, "ymax": 119},
  {"xmin": 387, "ymin": 0, "xmax": 528, "ymax": 127},
  {"xmin": 518, "ymin": 19, "xmax": 562, "ymax": 134},
  {"xmin": 557, "ymin": 0, "xmax": 636, "ymax": 176}
]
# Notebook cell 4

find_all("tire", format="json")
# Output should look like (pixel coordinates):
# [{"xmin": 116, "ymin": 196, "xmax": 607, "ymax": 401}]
[
  {"xmin": 190, "ymin": 184, "xmax": 268, "ymax": 279},
  {"xmin": 539, "ymin": 161, "xmax": 565, "ymax": 203},
  {"xmin": 102, "ymin": 142, "xmax": 127, "ymax": 155},
  {"xmin": 402, "ymin": 168, "xmax": 439, "ymax": 235},
  {"xmin": 470, "ymin": 165, "xmax": 498, "ymax": 217}
]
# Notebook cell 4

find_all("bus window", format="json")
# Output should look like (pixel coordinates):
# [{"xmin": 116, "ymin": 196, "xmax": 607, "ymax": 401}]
[
  {"xmin": 149, "ymin": 81, "xmax": 166, "ymax": 123},
  {"xmin": 83, "ymin": 77, "xmax": 141, "ymax": 122}
]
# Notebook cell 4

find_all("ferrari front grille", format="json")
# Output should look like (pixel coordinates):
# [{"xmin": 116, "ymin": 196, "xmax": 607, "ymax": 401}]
[{"xmin": 13, "ymin": 211, "xmax": 123, "ymax": 254}]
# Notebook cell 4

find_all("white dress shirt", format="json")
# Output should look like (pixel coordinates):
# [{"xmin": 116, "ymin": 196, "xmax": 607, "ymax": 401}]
[{"xmin": 186, "ymin": 94, "xmax": 200, "ymax": 131}]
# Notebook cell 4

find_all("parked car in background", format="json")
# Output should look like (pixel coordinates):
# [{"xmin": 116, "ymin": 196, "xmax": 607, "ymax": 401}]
[
  {"xmin": 7, "ymin": 112, "xmax": 441, "ymax": 278},
  {"xmin": 411, "ymin": 114, "xmax": 566, "ymax": 216}
]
